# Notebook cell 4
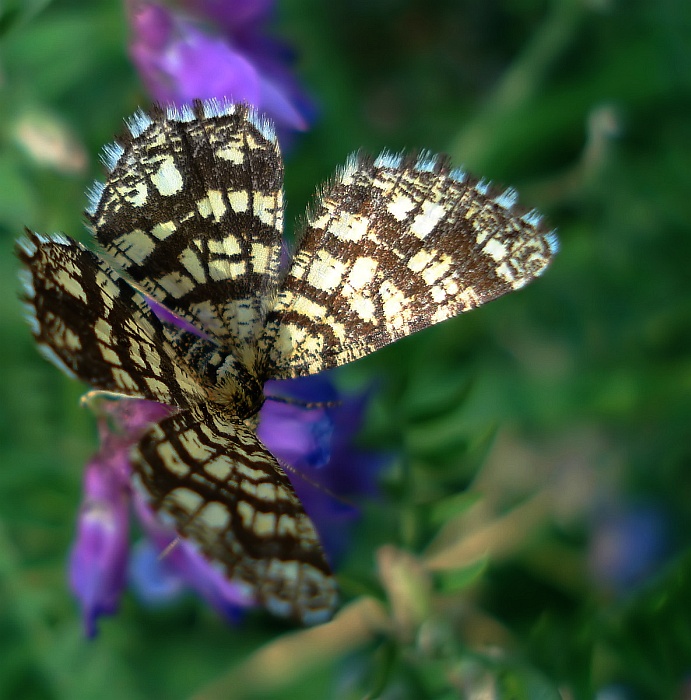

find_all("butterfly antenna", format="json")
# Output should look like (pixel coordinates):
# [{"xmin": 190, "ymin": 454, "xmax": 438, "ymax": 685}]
[
  {"xmin": 265, "ymin": 393, "xmax": 342, "ymax": 410},
  {"xmin": 277, "ymin": 457, "xmax": 358, "ymax": 512},
  {"xmin": 158, "ymin": 535, "xmax": 182, "ymax": 560}
]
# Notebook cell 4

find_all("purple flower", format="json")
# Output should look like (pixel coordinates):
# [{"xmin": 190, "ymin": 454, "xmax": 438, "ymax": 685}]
[
  {"xmin": 69, "ymin": 398, "xmax": 171, "ymax": 637},
  {"xmin": 69, "ymin": 458, "xmax": 129, "ymax": 638},
  {"xmin": 127, "ymin": 0, "xmax": 314, "ymax": 139},
  {"xmin": 69, "ymin": 374, "xmax": 385, "ymax": 634},
  {"xmin": 261, "ymin": 375, "xmax": 388, "ymax": 564}
]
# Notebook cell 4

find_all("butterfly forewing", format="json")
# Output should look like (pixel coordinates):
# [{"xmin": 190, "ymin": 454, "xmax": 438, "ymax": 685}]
[
  {"xmin": 132, "ymin": 403, "xmax": 337, "ymax": 624},
  {"xmin": 16, "ymin": 232, "xmax": 205, "ymax": 407},
  {"xmin": 261, "ymin": 152, "xmax": 557, "ymax": 378},
  {"xmin": 87, "ymin": 102, "xmax": 284, "ymax": 351}
]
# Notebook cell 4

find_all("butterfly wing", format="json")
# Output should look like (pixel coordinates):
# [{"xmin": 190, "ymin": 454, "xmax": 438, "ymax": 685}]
[
  {"xmin": 261, "ymin": 151, "xmax": 557, "ymax": 378},
  {"xmin": 132, "ymin": 402, "xmax": 338, "ymax": 624},
  {"xmin": 87, "ymin": 102, "xmax": 284, "ymax": 352},
  {"xmin": 17, "ymin": 232, "xmax": 204, "ymax": 407}
]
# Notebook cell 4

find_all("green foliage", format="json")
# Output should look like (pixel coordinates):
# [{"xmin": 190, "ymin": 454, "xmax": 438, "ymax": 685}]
[{"xmin": 1, "ymin": 0, "xmax": 690, "ymax": 697}]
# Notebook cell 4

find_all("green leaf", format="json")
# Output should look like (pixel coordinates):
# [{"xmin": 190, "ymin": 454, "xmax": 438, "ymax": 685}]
[
  {"xmin": 423, "ymin": 490, "xmax": 482, "ymax": 528},
  {"xmin": 432, "ymin": 557, "xmax": 488, "ymax": 594},
  {"xmin": 496, "ymin": 665, "xmax": 562, "ymax": 700}
]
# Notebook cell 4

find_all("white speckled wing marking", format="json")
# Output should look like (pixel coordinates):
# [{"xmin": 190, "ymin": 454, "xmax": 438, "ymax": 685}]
[
  {"xmin": 132, "ymin": 403, "xmax": 337, "ymax": 625},
  {"xmin": 16, "ymin": 231, "xmax": 205, "ymax": 407},
  {"xmin": 87, "ymin": 102, "xmax": 284, "ymax": 350},
  {"xmin": 261, "ymin": 151, "xmax": 557, "ymax": 377}
]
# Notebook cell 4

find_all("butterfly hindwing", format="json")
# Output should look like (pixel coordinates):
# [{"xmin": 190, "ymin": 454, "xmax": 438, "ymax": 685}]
[
  {"xmin": 87, "ymin": 102, "xmax": 284, "ymax": 350},
  {"xmin": 17, "ymin": 232, "xmax": 205, "ymax": 407},
  {"xmin": 131, "ymin": 402, "xmax": 337, "ymax": 624},
  {"xmin": 261, "ymin": 151, "xmax": 558, "ymax": 378}
]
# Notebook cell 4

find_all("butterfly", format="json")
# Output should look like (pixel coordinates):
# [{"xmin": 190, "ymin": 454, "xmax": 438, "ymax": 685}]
[{"xmin": 17, "ymin": 100, "xmax": 557, "ymax": 624}]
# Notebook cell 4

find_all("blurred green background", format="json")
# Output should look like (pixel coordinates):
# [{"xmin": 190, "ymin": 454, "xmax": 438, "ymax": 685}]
[{"xmin": 1, "ymin": 0, "xmax": 691, "ymax": 698}]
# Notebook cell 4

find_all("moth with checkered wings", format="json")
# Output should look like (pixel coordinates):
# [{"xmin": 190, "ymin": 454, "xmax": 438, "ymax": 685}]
[{"xmin": 17, "ymin": 100, "xmax": 557, "ymax": 624}]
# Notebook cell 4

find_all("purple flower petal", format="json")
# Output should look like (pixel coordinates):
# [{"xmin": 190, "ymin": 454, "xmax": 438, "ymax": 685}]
[
  {"xmin": 256, "ymin": 74, "xmax": 310, "ymax": 132},
  {"xmin": 258, "ymin": 395, "xmax": 333, "ymax": 471},
  {"xmin": 128, "ymin": 1, "xmax": 314, "ymax": 140},
  {"xmin": 68, "ymin": 398, "xmax": 173, "ymax": 635},
  {"xmin": 129, "ymin": 539, "xmax": 186, "ymax": 605},
  {"xmin": 261, "ymin": 375, "xmax": 389, "ymax": 563},
  {"xmin": 133, "ymin": 494, "xmax": 255, "ymax": 622},
  {"xmin": 172, "ymin": 28, "xmax": 262, "ymax": 106},
  {"xmin": 97, "ymin": 398, "xmax": 174, "ymax": 441},
  {"xmin": 182, "ymin": 0, "xmax": 275, "ymax": 33},
  {"xmin": 69, "ymin": 459, "xmax": 130, "ymax": 638},
  {"xmin": 144, "ymin": 295, "xmax": 210, "ymax": 339}
]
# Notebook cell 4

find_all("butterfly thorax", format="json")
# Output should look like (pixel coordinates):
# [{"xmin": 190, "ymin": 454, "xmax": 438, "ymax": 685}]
[
  {"xmin": 207, "ymin": 351, "xmax": 266, "ymax": 420},
  {"xmin": 170, "ymin": 329, "xmax": 265, "ymax": 419}
]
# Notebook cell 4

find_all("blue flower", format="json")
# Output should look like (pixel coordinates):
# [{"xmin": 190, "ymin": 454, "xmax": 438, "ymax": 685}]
[
  {"xmin": 127, "ymin": 0, "xmax": 314, "ymax": 139},
  {"xmin": 588, "ymin": 502, "xmax": 670, "ymax": 593}
]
